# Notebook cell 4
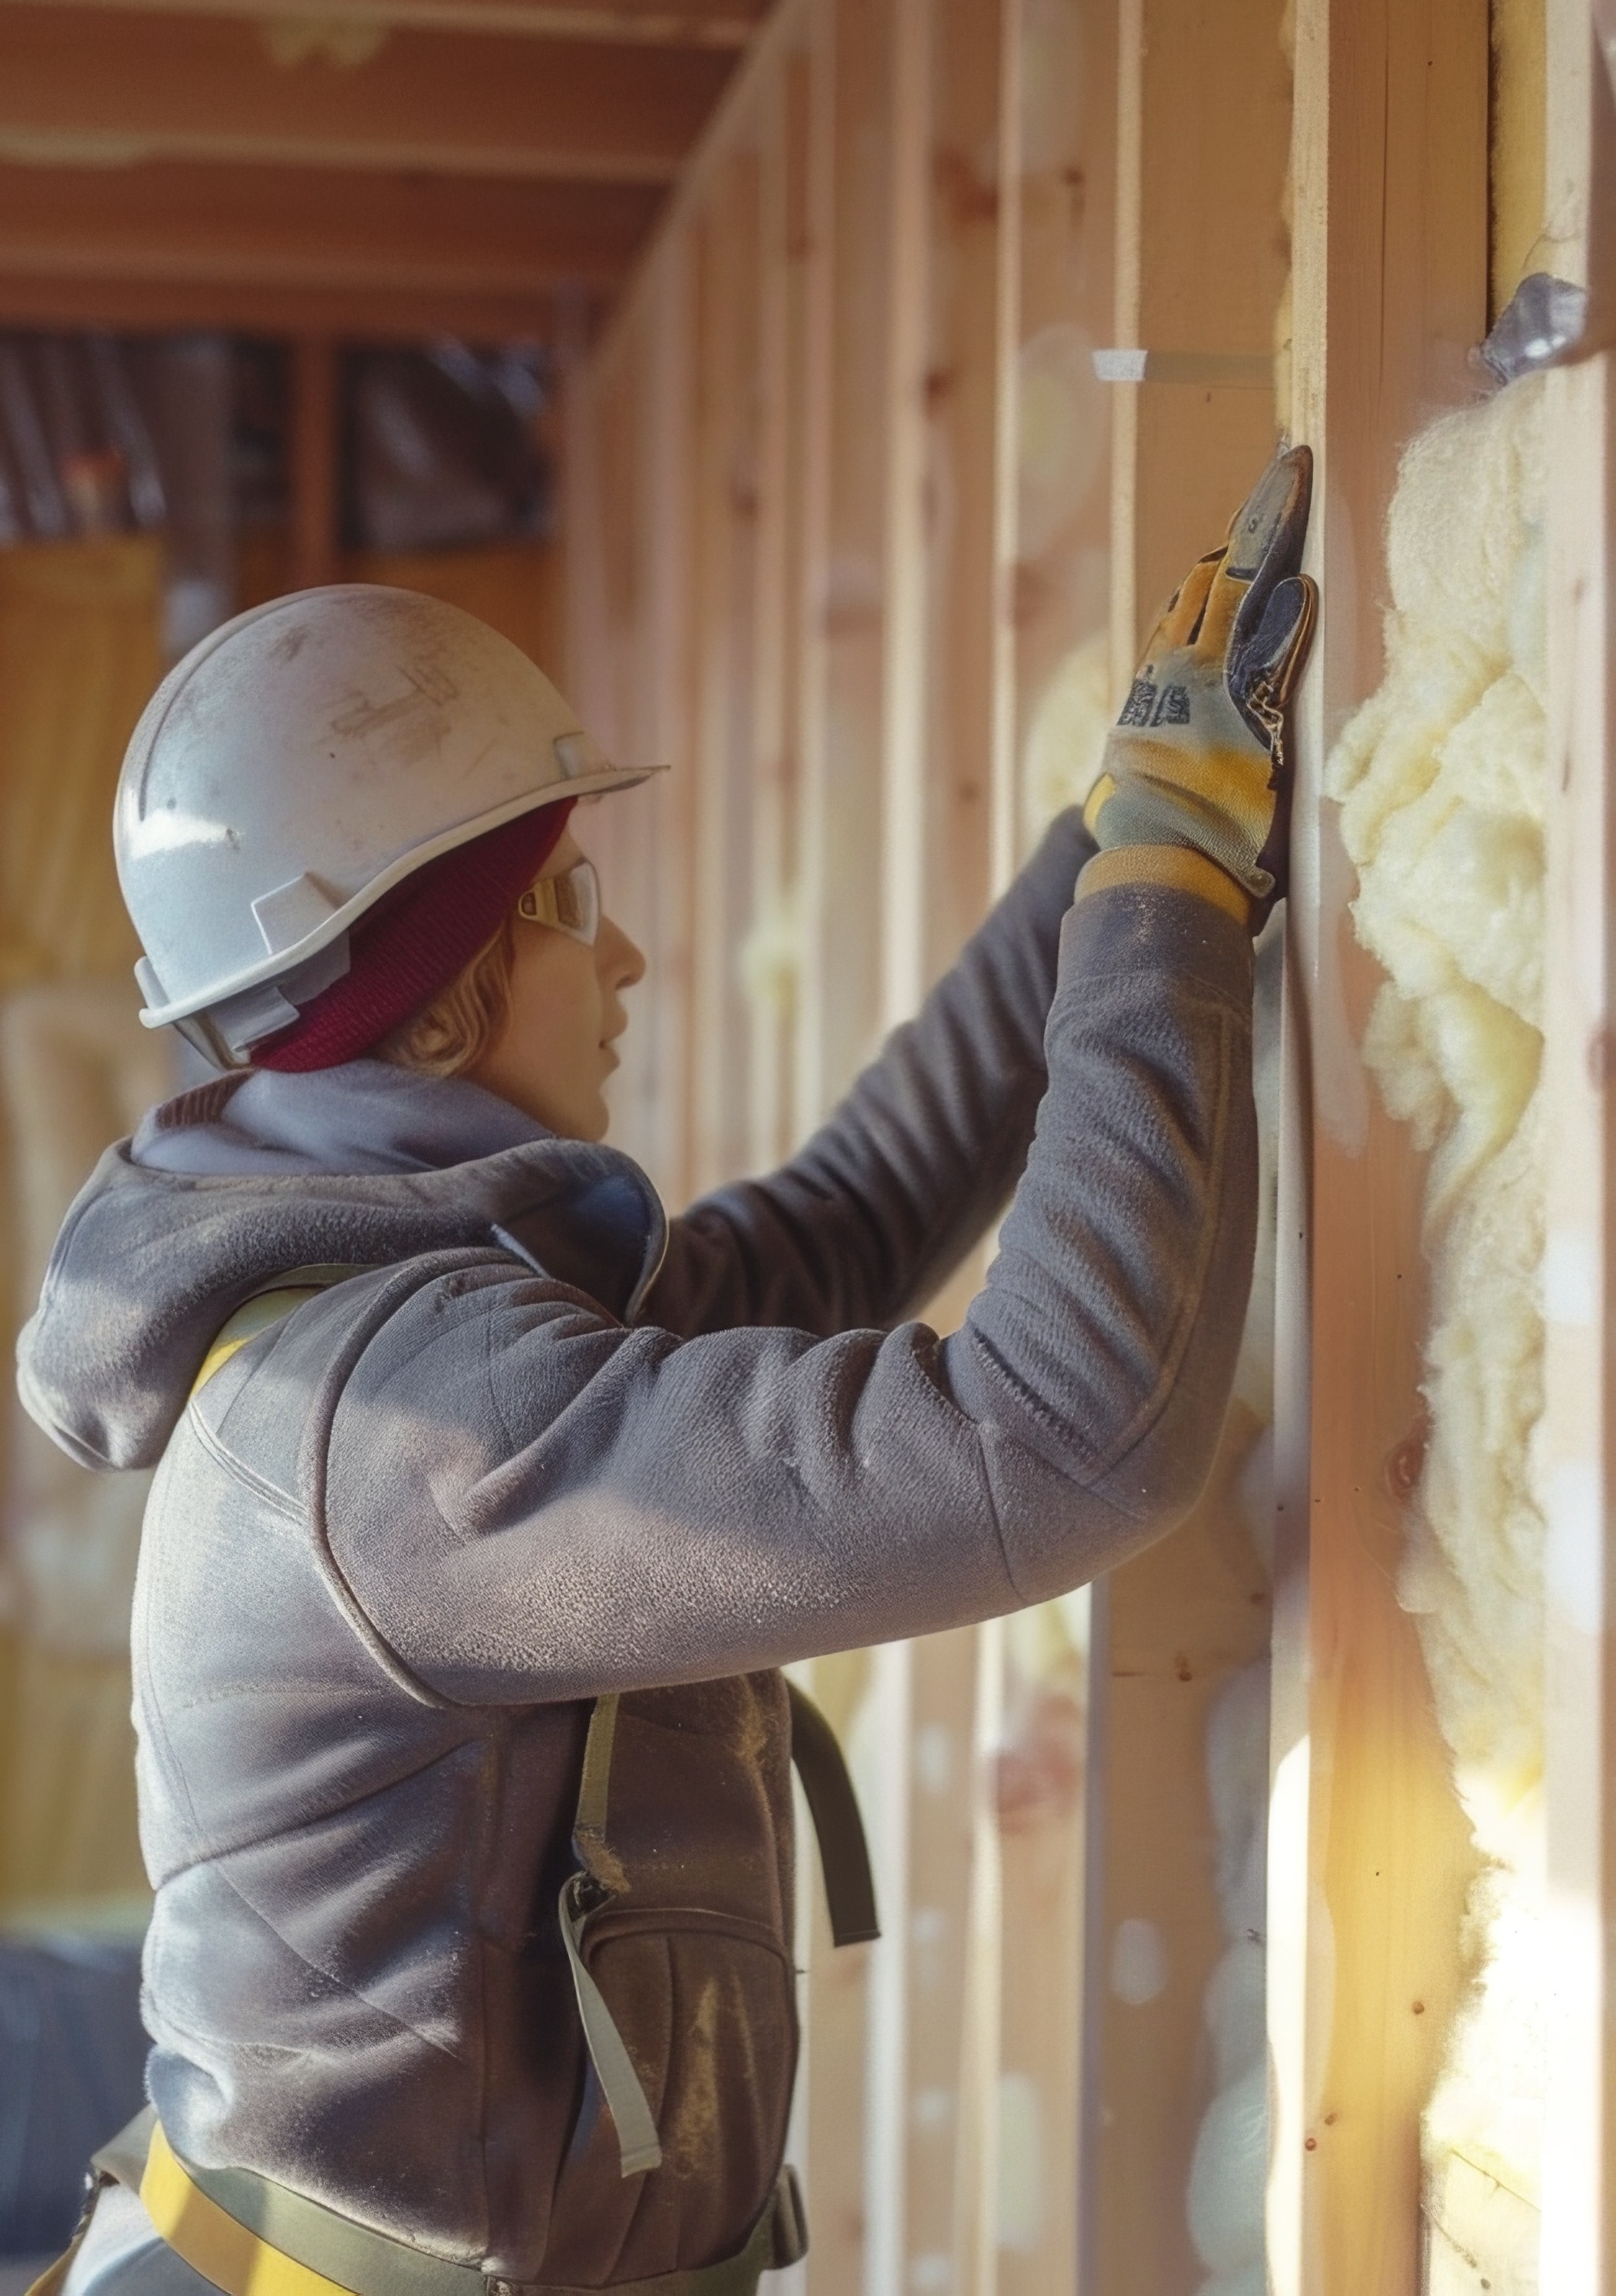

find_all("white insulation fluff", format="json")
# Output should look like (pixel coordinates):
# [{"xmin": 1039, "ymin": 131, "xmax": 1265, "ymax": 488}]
[{"xmin": 1325, "ymin": 372, "xmax": 1548, "ymax": 2284}]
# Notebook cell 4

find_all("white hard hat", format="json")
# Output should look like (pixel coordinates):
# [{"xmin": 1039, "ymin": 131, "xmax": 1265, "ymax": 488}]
[{"xmin": 115, "ymin": 584, "xmax": 657, "ymax": 1062}]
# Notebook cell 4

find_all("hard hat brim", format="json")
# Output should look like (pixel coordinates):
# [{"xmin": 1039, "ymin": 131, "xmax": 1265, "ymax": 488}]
[{"xmin": 136, "ymin": 763, "xmax": 667, "ymax": 1031}]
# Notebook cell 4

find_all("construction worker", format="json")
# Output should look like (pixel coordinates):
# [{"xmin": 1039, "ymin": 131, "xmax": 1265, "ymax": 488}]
[{"xmin": 21, "ymin": 448, "xmax": 1314, "ymax": 2296}]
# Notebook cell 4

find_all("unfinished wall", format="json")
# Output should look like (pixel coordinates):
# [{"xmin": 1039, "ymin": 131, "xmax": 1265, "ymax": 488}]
[
  {"xmin": 0, "ymin": 535, "xmax": 166, "ymax": 1922},
  {"xmin": 568, "ymin": 2, "xmax": 1119, "ymax": 2287},
  {"xmin": 1328, "ymin": 374, "xmax": 1548, "ymax": 2288},
  {"xmin": 564, "ymin": 0, "xmax": 1616, "ymax": 2288}
]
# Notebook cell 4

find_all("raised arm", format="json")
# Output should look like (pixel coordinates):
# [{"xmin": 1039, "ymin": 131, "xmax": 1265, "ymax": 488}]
[
  {"xmin": 302, "ymin": 446, "xmax": 1315, "ymax": 1693},
  {"xmin": 647, "ymin": 805, "xmax": 1093, "ymax": 1340},
  {"xmin": 310, "ymin": 865, "xmax": 1256, "ymax": 1698}
]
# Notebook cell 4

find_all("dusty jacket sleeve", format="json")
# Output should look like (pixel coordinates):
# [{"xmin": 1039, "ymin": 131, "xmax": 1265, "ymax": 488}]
[
  {"xmin": 646, "ymin": 808, "xmax": 1093, "ymax": 1338},
  {"xmin": 317, "ymin": 875, "xmax": 1257, "ymax": 1702}
]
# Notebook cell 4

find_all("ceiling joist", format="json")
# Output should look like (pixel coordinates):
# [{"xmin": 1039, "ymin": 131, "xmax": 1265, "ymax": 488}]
[
  {"xmin": 0, "ymin": 6, "xmax": 736, "ymax": 183},
  {"xmin": 0, "ymin": 0, "xmax": 765, "ymax": 44},
  {"xmin": 0, "ymin": 160, "xmax": 654, "ymax": 338}
]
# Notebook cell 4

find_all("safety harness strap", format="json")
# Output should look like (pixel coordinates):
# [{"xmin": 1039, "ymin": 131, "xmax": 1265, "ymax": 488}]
[
  {"xmin": 557, "ymin": 1690, "xmax": 665, "ymax": 2177},
  {"xmin": 190, "ymin": 1268, "xmax": 370, "ymax": 1397},
  {"xmin": 45, "ymin": 2109, "xmax": 805, "ymax": 2296},
  {"xmin": 786, "ymin": 1681, "xmax": 880, "ymax": 1948},
  {"xmin": 562, "ymin": 1682, "xmax": 879, "ymax": 2182}
]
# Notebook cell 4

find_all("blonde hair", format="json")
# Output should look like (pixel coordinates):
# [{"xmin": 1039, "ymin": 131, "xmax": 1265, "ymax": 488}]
[{"xmin": 377, "ymin": 914, "xmax": 518, "ymax": 1078}]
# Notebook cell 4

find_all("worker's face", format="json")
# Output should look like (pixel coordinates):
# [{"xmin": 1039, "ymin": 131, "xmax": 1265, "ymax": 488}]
[{"xmin": 466, "ymin": 827, "xmax": 645, "ymax": 1141}]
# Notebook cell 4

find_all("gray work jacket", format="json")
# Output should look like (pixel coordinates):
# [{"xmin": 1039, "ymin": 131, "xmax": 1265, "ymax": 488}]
[{"xmin": 18, "ymin": 814, "xmax": 1257, "ymax": 2286}]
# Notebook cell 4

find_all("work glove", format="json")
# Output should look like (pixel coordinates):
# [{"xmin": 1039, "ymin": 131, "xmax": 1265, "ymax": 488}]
[{"xmin": 1082, "ymin": 443, "xmax": 1317, "ymax": 931}]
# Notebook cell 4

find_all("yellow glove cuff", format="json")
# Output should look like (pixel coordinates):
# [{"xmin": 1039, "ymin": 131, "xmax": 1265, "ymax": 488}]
[{"xmin": 1074, "ymin": 843, "xmax": 1252, "ymax": 931}]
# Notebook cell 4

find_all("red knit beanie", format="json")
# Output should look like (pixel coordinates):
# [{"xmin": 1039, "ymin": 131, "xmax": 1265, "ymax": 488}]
[{"xmin": 254, "ymin": 799, "xmax": 575, "ymax": 1072}]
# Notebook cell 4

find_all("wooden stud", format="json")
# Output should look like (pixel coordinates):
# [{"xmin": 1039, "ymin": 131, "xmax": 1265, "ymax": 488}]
[
  {"xmin": 1083, "ymin": 0, "xmax": 1292, "ymax": 2288},
  {"xmin": 785, "ymin": 15, "xmax": 878, "ymax": 2289},
  {"xmin": 786, "ymin": 0, "xmax": 836, "ymax": 1155},
  {"xmin": 919, "ymin": 0, "xmax": 1009, "ymax": 975},
  {"xmin": 1271, "ymin": 0, "xmax": 1491, "ymax": 2290},
  {"xmin": 745, "ymin": 45, "xmax": 809, "ymax": 1173},
  {"xmin": 1009, "ymin": 0, "xmax": 1114, "ymax": 766},
  {"xmin": 686, "ymin": 147, "xmax": 764, "ymax": 1197},
  {"xmin": 640, "ymin": 241, "xmax": 703, "ymax": 1207},
  {"xmin": 990, "ymin": 12, "xmax": 1117, "ymax": 2276},
  {"xmin": 875, "ymin": 0, "xmax": 931, "ymax": 1033}
]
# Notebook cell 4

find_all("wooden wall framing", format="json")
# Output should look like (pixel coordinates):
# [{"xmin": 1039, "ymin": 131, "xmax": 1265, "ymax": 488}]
[
  {"xmin": 565, "ymin": 0, "xmax": 1604, "ymax": 2286},
  {"xmin": 569, "ymin": 5, "xmax": 1112, "ymax": 2287}
]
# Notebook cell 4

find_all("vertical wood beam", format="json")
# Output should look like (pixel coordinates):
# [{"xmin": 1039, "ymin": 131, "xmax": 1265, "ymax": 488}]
[
  {"xmin": 687, "ymin": 150, "xmax": 764, "ymax": 1196},
  {"xmin": 993, "ymin": 22, "xmax": 1117, "ymax": 2261},
  {"xmin": 745, "ymin": 52, "xmax": 799, "ymax": 1173},
  {"xmin": 793, "ymin": 0, "xmax": 895, "ymax": 1122},
  {"xmin": 290, "ymin": 336, "xmax": 337, "ymax": 592},
  {"xmin": 1082, "ymin": 0, "xmax": 1291, "ymax": 2288},
  {"xmin": 922, "ymin": 0, "xmax": 1012, "ymax": 967},
  {"xmin": 877, "ymin": 0, "xmax": 933, "ymax": 1029},
  {"xmin": 1271, "ymin": 0, "xmax": 1489, "ymax": 2291},
  {"xmin": 788, "ymin": 14, "xmax": 877, "ymax": 2290},
  {"xmin": 1009, "ymin": 0, "xmax": 1115, "ymax": 791},
  {"xmin": 640, "ymin": 242, "xmax": 701, "ymax": 1205},
  {"xmin": 786, "ymin": 0, "xmax": 837, "ymax": 1158},
  {"xmin": 985, "ymin": 0, "xmax": 1022, "ymax": 897}
]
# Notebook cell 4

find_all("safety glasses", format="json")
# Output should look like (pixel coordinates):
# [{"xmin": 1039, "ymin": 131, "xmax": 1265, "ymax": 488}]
[{"xmin": 517, "ymin": 856, "xmax": 601, "ymax": 947}]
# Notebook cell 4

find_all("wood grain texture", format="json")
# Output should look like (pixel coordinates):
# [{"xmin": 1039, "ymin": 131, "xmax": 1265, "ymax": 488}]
[
  {"xmin": 0, "ymin": 6, "xmax": 734, "ymax": 180},
  {"xmin": 1084, "ymin": 1411, "xmax": 1275, "ymax": 2294},
  {"xmin": 0, "ymin": 160, "xmax": 653, "ymax": 338},
  {"xmin": 1491, "ymin": 0, "xmax": 1549, "ymax": 316},
  {"xmin": 5, "ymin": 0, "xmax": 764, "ymax": 41},
  {"xmin": 1084, "ymin": 0, "xmax": 1292, "ymax": 2286},
  {"xmin": 686, "ymin": 153, "xmax": 763, "ymax": 1195},
  {"xmin": 1274, "ymin": 0, "xmax": 1491, "ymax": 2288}
]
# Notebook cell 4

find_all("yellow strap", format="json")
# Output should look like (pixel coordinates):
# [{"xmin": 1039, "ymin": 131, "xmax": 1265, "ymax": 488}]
[
  {"xmin": 23, "ymin": 2245, "xmax": 77, "ymax": 2296},
  {"xmin": 191, "ymin": 1267, "xmax": 364, "ymax": 1398},
  {"xmin": 141, "ymin": 2120, "xmax": 359, "ymax": 2296},
  {"xmin": 1075, "ymin": 840, "xmax": 1252, "ymax": 929},
  {"xmin": 192, "ymin": 1289, "xmax": 329, "ymax": 1397}
]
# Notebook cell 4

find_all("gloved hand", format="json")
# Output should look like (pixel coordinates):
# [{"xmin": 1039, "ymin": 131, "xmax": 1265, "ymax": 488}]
[{"xmin": 1083, "ymin": 443, "xmax": 1317, "ymax": 930}]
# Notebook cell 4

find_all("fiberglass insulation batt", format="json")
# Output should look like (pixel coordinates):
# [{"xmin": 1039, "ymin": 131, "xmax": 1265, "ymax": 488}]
[{"xmin": 1325, "ymin": 371, "xmax": 1548, "ymax": 2291}]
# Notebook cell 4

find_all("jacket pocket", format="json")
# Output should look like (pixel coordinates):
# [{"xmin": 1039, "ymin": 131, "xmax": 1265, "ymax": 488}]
[{"xmin": 543, "ymin": 1902, "xmax": 798, "ymax": 2282}]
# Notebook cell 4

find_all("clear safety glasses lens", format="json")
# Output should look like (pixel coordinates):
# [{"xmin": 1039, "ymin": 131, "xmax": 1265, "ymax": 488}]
[{"xmin": 518, "ymin": 857, "xmax": 601, "ymax": 947}]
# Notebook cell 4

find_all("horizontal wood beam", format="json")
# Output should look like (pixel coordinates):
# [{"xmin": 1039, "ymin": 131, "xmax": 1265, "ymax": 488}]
[
  {"xmin": 0, "ymin": 160, "xmax": 647, "ymax": 338},
  {"xmin": 0, "ymin": 0, "xmax": 764, "ymax": 43},
  {"xmin": 0, "ymin": 6, "xmax": 738, "ymax": 183},
  {"xmin": 0, "ymin": 271, "xmax": 607, "ymax": 344}
]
